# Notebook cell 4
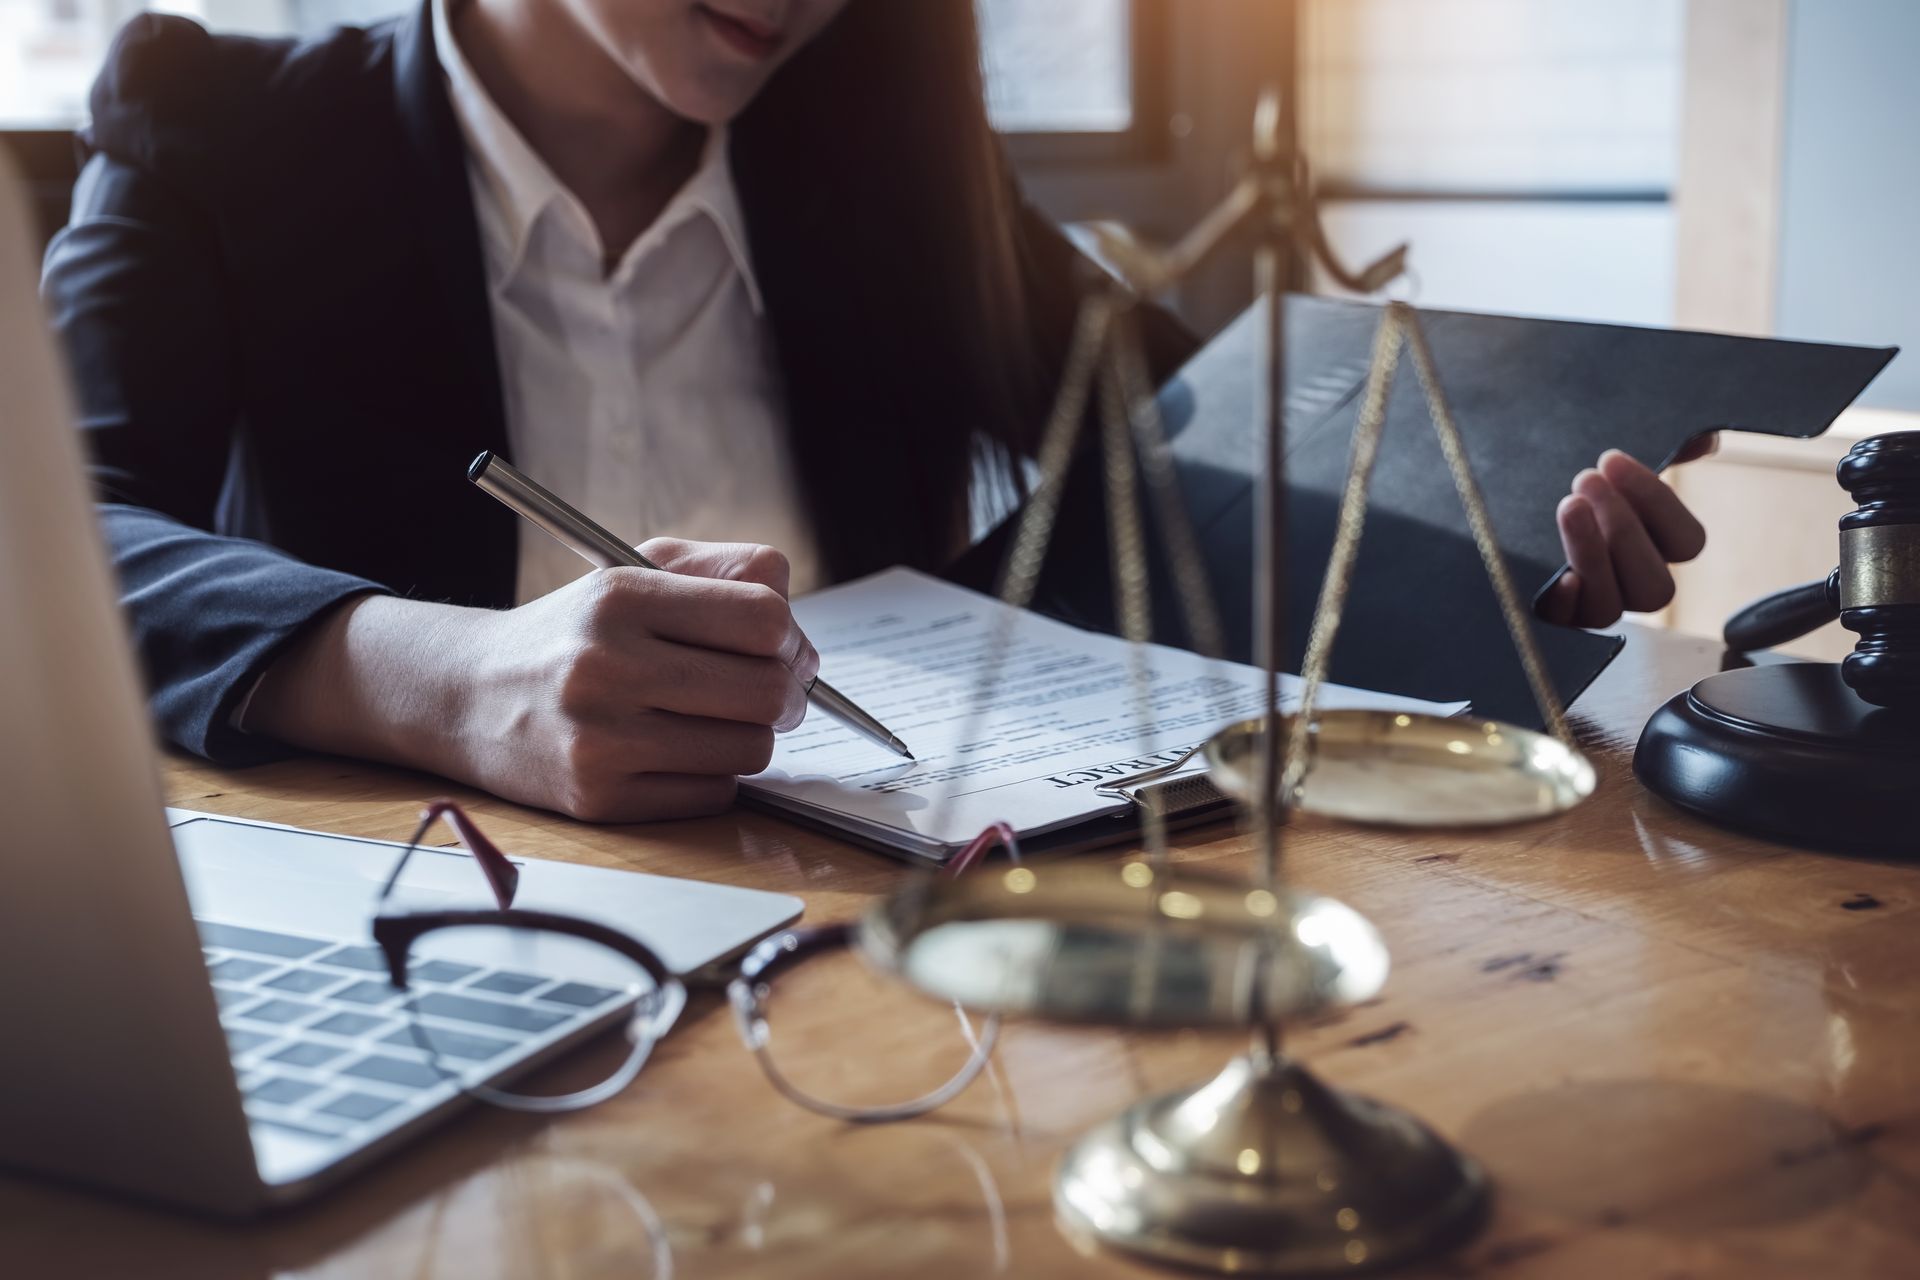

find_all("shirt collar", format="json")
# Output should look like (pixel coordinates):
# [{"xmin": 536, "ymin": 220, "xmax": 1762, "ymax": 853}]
[{"xmin": 431, "ymin": 0, "xmax": 764, "ymax": 313}]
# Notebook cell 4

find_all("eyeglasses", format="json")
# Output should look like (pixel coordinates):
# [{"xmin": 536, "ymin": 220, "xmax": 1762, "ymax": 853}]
[{"xmin": 369, "ymin": 801, "xmax": 1018, "ymax": 1122}]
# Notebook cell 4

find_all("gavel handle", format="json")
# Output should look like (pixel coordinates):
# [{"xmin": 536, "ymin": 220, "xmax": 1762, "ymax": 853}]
[{"xmin": 1722, "ymin": 570, "xmax": 1841, "ymax": 652}]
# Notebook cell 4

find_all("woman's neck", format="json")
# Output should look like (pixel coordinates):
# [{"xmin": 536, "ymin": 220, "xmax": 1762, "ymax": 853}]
[{"xmin": 455, "ymin": 0, "xmax": 705, "ymax": 266}]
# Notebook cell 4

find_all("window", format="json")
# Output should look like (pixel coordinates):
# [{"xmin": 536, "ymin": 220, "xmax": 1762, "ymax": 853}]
[
  {"xmin": 1299, "ymin": 0, "xmax": 1685, "ymax": 327},
  {"xmin": 2, "ymin": 0, "xmax": 376, "ymax": 125},
  {"xmin": 977, "ymin": 0, "xmax": 1132, "ymax": 134},
  {"xmin": 1301, "ymin": 0, "xmax": 1682, "ymax": 195},
  {"xmin": 0, "ymin": 0, "xmax": 115, "ymax": 126}
]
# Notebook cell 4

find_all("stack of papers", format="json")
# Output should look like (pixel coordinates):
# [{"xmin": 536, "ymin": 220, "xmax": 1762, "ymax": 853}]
[{"xmin": 747, "ymin": 570, "xmax": 1464, "ymax": 862}]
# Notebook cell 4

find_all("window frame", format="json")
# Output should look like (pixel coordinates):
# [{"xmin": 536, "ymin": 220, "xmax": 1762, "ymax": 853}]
[
  {"xmin": 1315, "ymin": 184, "xmax": 1673, "ymax": 205},
  {"xmin": 994, "ymin": 0, "xmax": 1170, "ymax": 169}
]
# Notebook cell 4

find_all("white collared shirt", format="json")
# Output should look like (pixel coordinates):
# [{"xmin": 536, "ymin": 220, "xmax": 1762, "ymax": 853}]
[{"xmin": 433, "ymin": 0, "xmax": 822, "ymax": 604}]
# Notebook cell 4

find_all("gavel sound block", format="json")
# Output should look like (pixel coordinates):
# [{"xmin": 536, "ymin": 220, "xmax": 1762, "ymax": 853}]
[{"xmin": 1635, "ymin": 433, "xmax": 1920, "ymax": 855}]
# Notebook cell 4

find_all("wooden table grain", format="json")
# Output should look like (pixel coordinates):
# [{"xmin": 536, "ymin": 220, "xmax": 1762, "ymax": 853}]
[{"xmin": 4, "ymin": 624, "xmax": 1917, "ymax": 1279}]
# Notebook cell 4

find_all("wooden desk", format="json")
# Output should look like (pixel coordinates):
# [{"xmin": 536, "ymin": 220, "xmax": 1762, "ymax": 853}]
[{"xmin": 4, "ymin": 625, "xmax": 1917, "ymax": 1279}]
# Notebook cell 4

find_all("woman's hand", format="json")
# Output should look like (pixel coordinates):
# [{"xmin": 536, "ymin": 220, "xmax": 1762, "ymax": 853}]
[
  {"xmin": 1536, "ymin": 439, "xmax": 1714, "ymax": 629},
  {"xmin": 247, "ymin": 540, "xmax": 819, "ymax": 823}
]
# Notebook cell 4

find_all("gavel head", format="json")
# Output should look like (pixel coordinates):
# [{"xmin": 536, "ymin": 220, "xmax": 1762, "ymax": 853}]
[{"xmin": 1837, "ymin": 432, "xmax": 1920, "ymax": 709}]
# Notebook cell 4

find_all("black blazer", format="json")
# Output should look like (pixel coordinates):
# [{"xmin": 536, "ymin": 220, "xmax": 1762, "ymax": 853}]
[{"xmin": 47, "ymin": 6, "xmax": 1195, "ymax": 766}]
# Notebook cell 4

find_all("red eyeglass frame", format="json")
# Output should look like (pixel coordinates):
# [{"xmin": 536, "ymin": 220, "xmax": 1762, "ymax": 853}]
[{"xmin": 370, "ymin": 801, "xmax": 1019, "ymax": 1006}]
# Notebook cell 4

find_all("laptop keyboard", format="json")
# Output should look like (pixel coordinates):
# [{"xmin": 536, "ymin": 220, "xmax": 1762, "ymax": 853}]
[{"xmin": 198, "ymin": 920, "xmax": 628, "ymax": 1142}]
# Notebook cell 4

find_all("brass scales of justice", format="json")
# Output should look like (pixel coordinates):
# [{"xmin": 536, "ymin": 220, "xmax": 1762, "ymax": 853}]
[{"xmin": 854, "ymin": 87, "xmax": 1598, "ymax": 1275}]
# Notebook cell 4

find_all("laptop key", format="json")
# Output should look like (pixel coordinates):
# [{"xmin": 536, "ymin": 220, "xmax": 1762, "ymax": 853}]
[
  {"xmin": 268, "ymin": 1041, "xmax": 347, "ymax": 1070},
  {"xmin": 341, "ymin": 1055, "xmax": 446, "ymax": 1090},
  {"xmin": 196, "ymin": 921, "xmax": 331, "ymax": 960},
  {"xmin": 236, "ymin": 998, "xmax": 322, "ymax": 1026},
  {"xmin": 380, "ymin": 1027, "xmax": 514, "ymax": 1062},
  {"xmin": 412, "ymin": 960, "xmax": 482, "ymax": 984},
  {"xmin": 248, "ymin": 1076, "xmax": 324, "ymax": 1107},
  {"xmin": 411, "ymin": 991, "xmax": 568, "ymax": 1034},
  {"xmin": 319, "ymin": 1092, "xmax": 404, "ymax": 1123},
  {"xmin": 208, "ymin": 956, "xmax": 279, "ymax": 983},
  {"xmin": 469, "ymin": 971, "xmax": 547, "ymax": 997},
  {"xmin": 331, "ymin": 980, "xmax": 403, "ymax": 1006},
  {"xmin": 310, "ymin": 1011, "xmax": 391, "ymax": 1039},
  {"xmin": 537, "ymin": 982, "xmax": 623, "ymax": 1009},
  {"xmin": 261, "ymin": 968, "xmax": 347, "ymax": 996},
  {"xmin": 314, "ymin": 944, "xmax": 390, "ymax": 974}
]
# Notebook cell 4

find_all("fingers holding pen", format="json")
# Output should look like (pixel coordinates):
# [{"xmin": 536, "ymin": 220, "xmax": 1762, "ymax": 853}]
[
  {"xmin": 639, "ymin": 538, "xmax": 793, "ymax": 598},
  {"xmin": 560, "ymin": 635, "xmax": 809, "ymax": 733},
  {"xmin": 566, "ymin": 711, "xmax": 777, "ymax": 781},
  {"xmin": 517, "ymin": 579, "xmax": 803, "ymax": 822},
  {"xmin": 589, "ymin": 567, "xmax": 821, "ymax": 686},
  {"xmin": 456, "ymin": 468, "xmax": 837, "ymax": 819},
  {"xmin": 636, "ymin": 538, "xmax": 821, "ymax": 683},
  {"xmin": 646, "ymin": 645, "xmax": 810, "ymax": 732}
]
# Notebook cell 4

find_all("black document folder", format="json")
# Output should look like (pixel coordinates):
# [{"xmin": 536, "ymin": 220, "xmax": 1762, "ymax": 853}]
[{"xmin": 957, "ymin": 296, "xmax": 1896, "ymax": 729}]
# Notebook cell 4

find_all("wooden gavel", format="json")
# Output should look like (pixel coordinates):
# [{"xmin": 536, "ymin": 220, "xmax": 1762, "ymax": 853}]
[{"xmin": 1722, "ymin": 432, "xmax": 1920, "ymax": 709}]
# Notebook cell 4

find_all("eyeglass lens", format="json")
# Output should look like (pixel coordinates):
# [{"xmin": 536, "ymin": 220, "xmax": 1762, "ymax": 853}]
[
  {"xmin": 393, "ymin": 924, "xmax": 684, "ymax": 1114},
  {"xmin": 733, "ymin": 938, "xmax": 995, "ymax": 1122}
]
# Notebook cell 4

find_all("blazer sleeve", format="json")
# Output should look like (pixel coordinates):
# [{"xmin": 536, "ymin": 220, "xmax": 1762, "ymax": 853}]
[{"xmin": 42, "ymin": 18, "xmax": 387, "ymax": 765}]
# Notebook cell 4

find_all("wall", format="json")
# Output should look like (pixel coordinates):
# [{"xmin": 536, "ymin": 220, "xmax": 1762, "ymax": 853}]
[
  {"xmin": 1774, "ymin": 0, "xmax": 1920, "ymax": 409},
  {"xmin": 1664, "ymin": 0, "xmax": 1920, "ymax": 651},
  {"xmin": 1300, "ymin": 0, "xmax": 1684, "ymax": 327}
]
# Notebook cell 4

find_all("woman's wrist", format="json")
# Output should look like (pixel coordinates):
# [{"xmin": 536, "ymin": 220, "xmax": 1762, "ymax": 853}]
[{"xmin": 246, "ymin": 594, "xmax": 492, "ymax": 779}]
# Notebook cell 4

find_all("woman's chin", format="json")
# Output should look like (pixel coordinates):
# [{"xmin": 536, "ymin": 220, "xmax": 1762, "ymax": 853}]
[
  {"xmin": 653, "ymin": 70, "xmax": 769, "ymax": 125},
  {"xmin": 589, "ymin": 36, "xmax": 765, "ymax": 126}
]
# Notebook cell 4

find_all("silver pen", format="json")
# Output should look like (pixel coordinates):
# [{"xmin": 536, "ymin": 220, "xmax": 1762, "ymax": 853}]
[{"xmin": 468, "ymin": 451, "xmax": 914, "ymax": 760}]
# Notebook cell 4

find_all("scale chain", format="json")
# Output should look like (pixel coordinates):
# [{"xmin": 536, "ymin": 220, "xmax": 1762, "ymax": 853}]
[
  {"xmin": 1098, "ymin": 339, "xmax": 1171, "ymax": 868},
  {"xmin": 1402, "ymin": 307, "xmax": 1573, "ymax": 745},
  {"xmin": 1284, "ymin": 301, "xmax": 1574, "ymax": 798},
  {"xmin": 1284, "ymin": 306, "xmax": 1409, "ymax": 799}
]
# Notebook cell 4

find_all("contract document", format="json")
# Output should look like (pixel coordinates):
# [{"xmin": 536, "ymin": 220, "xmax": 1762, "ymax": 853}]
[{"xmin": 746, "ymin": 569, "xmax": 1466, "ymax": 862}]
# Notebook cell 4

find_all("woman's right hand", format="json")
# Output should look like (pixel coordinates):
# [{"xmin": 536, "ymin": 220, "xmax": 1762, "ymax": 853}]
[{"xmin": 247, "ymin": 540, "xmax": 820, "ymax": 822}]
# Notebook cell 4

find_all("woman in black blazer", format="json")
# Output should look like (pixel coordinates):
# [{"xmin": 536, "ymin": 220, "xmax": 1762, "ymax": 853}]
[{"xmin": 46, "ymin": 0, "xmax": 1706, "ymax": 821}]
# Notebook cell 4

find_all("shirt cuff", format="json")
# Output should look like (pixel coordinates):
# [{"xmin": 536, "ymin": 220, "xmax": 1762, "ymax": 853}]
[{"xmin": 227, "ymin": 670, "xmax": 269, "ymax": 733}]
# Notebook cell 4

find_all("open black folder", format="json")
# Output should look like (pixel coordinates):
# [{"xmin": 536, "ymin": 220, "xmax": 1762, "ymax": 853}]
[{"xmin": 952, "ymin": 296, "xmax": 1896, "ymax": 728}]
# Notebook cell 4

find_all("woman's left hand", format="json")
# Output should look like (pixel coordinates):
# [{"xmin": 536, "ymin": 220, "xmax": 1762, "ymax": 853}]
[{"xmin": 1536, "ymin": 437, "xmax": 1715, "ymax": 629}]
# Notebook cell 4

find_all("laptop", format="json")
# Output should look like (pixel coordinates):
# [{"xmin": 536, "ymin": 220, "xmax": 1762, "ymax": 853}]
[{"xmin": 0, "ymin": 156, "xmax": 801, "ymax": 1217}]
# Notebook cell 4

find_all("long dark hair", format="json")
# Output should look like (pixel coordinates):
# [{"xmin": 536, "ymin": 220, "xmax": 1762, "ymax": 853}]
[{"xmin": 732, "ymin": 0, "xmax": 1057, "ymax": 581}]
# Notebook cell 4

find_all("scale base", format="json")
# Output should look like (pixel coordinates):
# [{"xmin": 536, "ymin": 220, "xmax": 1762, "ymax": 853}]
[
  {"xmin": 1635, "ymin": 662, "xmax": 1920, "ymax": 856},
  {"xmin": 1054, "ymin": 1052, "xmax": 1488, "ymax": 1275}
]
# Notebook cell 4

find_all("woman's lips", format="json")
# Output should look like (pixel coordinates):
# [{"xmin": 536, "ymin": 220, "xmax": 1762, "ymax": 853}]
[{"xmin": 696, "ymin": 3, "xmax": 783, "ymax": 60}]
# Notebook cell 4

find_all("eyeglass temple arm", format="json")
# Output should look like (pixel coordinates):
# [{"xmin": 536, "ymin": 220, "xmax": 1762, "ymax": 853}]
[
  {"xmin": 377, "ymin": 799, "xmax": 521, "ymax": 910},
  {"xmin": 725, "ymin": 822, "xmax": 1022, "ymax": 1022},
  {"xmin": 945, "ymin": 822, "xmax": 1022, "ymax": 878}
]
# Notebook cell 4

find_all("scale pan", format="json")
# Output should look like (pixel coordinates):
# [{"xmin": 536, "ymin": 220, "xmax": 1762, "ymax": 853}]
[
  {"xmin": 1206, "ymin": 711, "xmax": 1595, "ymax": 827},
  {"xmin": 858, "ymin": 864, "xmax": 1388, "ymax": 1028}
]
